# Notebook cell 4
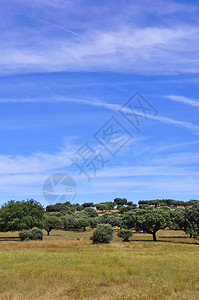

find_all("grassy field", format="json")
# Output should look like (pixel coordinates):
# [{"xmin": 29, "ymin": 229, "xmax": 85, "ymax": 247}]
[{"xmin": 0, "ymin": 229, "xmax": 198, "ymax": 299}]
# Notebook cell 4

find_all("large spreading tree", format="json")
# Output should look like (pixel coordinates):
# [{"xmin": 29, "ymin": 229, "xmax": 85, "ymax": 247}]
[
  {"xmin": 0, "ymin": 199, "xmax": 44, "ymax": 231},
  {"xmin": 123, "ymin": 207, "xmax": 172, "ymax": 241}
]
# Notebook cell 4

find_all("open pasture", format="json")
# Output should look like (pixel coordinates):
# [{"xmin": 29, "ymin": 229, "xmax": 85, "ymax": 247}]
[{"xmin": 0, "ymin": 229, "xmax": 198, "ymax": 299}]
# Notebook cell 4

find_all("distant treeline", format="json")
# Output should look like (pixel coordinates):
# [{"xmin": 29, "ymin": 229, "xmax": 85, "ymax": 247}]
[
  {"xmin": 0, "ymin": 198, "xmax": 199, "ymax": 242},
  {"xmin": 46, "ymin": 198, "xmax": 199, "ymax": 214},
  {"xmin": 138, "ymin": 199, "xmax": 199, "ymax": 207}
]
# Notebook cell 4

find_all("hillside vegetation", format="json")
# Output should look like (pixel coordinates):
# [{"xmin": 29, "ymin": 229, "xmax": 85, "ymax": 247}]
[{"xmin": 0, "ymin": 198, "xmax": 198, "ymax": 299}]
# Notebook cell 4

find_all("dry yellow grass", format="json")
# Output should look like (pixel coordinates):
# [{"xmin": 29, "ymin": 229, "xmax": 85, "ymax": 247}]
[{"xmin": 0, "ymin": 229, "xmax": 198, "ymax": 299}]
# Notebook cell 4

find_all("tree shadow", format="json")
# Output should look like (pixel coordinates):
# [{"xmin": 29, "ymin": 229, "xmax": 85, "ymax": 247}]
[
  {"xmin": 161, "ymin": 236, "xmax": 190, "ymax": 239},
  {"xmin": 131, "ymin": 238, "xmax": 199, "ymax": 245},
  {"xmin": 0, "ymin": 237, "xmax": 20, "ymax": 241}
]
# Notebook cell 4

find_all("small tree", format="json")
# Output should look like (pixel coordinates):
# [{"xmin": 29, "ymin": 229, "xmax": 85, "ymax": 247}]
[
  {"xmin": 117, "ymin": 229, "xmax": 132, "ymax": 242},
  {"xmin": 101, "ymin": 213, "xmax": 122, "ymax": 228},
  {"xmin": 82, "ymin": 202, "xmax": 94, "ymax": 208},
  {"xmin": 135, "ymin": 208, "xmax": 172, "ymax": 241},
  {"xmin": 114, "ymin": 198, "xmax": 127, "ymax": 206},
  {"xmin": 43, "ymin": 215, "xmax": 63, "ymax": 236},
  {"xmin": 96, "ymin": 203, "xmax": 108, "ymax": 213},
  {"xmin": 78, "ymin": 217, "xmax": 90, "ymax": 231},
  {"xmin": 185, "ymin": 205, "xmax": 199, "ymax": 238},
  {"xmin": 91, "ymin": 224, "xmax": 113, "ymax": 244},
  {"xmin": 172, "ymin": 206, "xmax": 199, "ymax": 238},
  {"xmin": 117, "ymin": 205, "xmax": 128, "ymax": 214},
  {"xmin": 89, "ymin": 217, "xmax": 99, "ymax": 229},
  {"xmin": 75, "ymin": 204, "xmax": 84, "ymax": 211},
  {"xmin": 84, "ymin": 207, "xmax": 98, "ymax": 218},
  {"xmin": 71, "ymin": 218, "xmax": 82, "ymax": 231},
  {"xmin": 122, "ymin": 208, "xmax": 171, "ymax": 241},
  {"xmin": 61, "ymin": 215, "xmax": 70, "ymax": 230},
  {"xmin": 106, "ymin": 202, "xmax": 115, "ymax": 211}
]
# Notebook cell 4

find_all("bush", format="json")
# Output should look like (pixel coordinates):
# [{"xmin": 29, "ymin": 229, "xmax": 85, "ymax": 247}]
[
  {"xmin": 89, "ymin": 217, "xmax": 99, "ymax": 229},
  {"xmin": 117, "ymin": 229, "xmax": 132, "ymax": 242},
  {"xmin": 31, "ymin": 227, "xmax": 43, "ymax": 240},
  {"xmin": 84, "ymin": 207, "xmax": 98, "ymax": 217},
  {"xmin": 19, "ymin": 227, "xmax": 43, "ymax": 241},
  {"xmin": 19, "ymin": 230, "xmax": 33, "ymax": 241},
  {"xmin": 90, "ymin": 224, "xmax": 113, "ymax": 244}
]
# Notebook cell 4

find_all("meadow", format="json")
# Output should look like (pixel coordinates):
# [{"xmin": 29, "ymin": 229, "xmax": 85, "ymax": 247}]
[{"xmin": 0, "ymin": 229, "xmax": 198, "ymax": 299}]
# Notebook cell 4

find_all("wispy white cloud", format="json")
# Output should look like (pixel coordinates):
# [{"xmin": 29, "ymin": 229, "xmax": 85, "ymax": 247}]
[
  {"xmin": 154, "ymin": 140, "xmax": 199, "ymax": 152},
  {"xmin": 165, "ymin": 95, "xmax": 199, "ymax": 107},
  {"xmin": 18, "ymin": 13, "xmax": 85, "ymax": 39},
  {"xmin": 1, "ymin": 0, "xmax": 199, "ymax": 76},
  {"xmin": 1, "ymin": 25, "xmax": 199, "ymax": 75},
  {"xmin": 0, "ymin": 147, "xmax": 74, "ymax": 175},
  {"xmin": 88, "ymin": 177, "xmax": 199, "ymax": 194},
  {"xmin": 0, "ymin": 138, "xmax": 198, "ymax": 201},
  {"xmin": 1, "ymin": 95, "xmax": 199, "ymax": 135},
  {"xmin": 0, "ymin": 155, "xmax": 199, "ymax": 197},
  {"xmin": 152, "ymin": 152, "xmax": 199, "ymax": 166}
]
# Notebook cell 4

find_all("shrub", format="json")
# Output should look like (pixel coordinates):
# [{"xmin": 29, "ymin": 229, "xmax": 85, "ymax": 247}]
[
  {"xmin": 90, "ymin": 224, "xmax": 113, "ymax": 244},
  {"xmin": 31, "ymin": 227, "xmax": 43, "ymax": 240},
  {"xmin": 84, "ymin": 207, "xmax": 98, "ymax": 217},
  {"xmin": 19, "ymin": 229, "xmax": 33, "ymax": 241},
  {"xmin": 117, "ymin": 229, "xmax": 132, "ymax": 242},
  {"xmin": 89, "ymin": 217, "xmax": 99, "ymax": 229},
  {"xmin": 19, "ymin": 227, "xmax": 43, "ymax": 241}
]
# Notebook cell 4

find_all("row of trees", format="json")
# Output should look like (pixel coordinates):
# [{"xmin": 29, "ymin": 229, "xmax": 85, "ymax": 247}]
[
  {"xmin": 0, "ymin": 199, "xmax": 199, "ymax": 242},
  {"xmin": 46, "ymin": 199, "xmax": 199, "ymax": 214},
  {"xmin": 46, "ymin": 198, "xmax": 135, "ymax": 213},
  {"xmin": 138, "ymin": 199, "xmax": 199, "ymax": 208}
]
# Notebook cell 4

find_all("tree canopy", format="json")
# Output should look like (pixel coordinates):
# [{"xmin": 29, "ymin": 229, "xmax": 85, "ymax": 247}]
[{"xmin": 0, "ymin": 199, "xmax": 44, "ymax": 232}]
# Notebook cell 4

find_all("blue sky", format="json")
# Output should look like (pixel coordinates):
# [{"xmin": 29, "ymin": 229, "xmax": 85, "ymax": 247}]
[{"xmin": 1, "ymin": 0, "xmax": 199, "ymax": 206}]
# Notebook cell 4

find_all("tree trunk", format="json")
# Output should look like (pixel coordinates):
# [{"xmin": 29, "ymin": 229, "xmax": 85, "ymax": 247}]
[
  {"xmin": 153, "ymin": 232, "xmax": 157, "ymax": 242},
  {"xmin": 47, "ymin": 230, "xmax": 50, "ymax": 236}
]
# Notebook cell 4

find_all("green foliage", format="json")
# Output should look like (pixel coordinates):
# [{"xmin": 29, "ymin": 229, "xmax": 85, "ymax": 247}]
[
  {"xmin": 184, "ymin": 205, "xmax": 199, "ymax": 237},
  {"xmin": 114, "ymin": 198, "xmax": 127, "ymax": 206},
  {"xmin": 75, "ymin": 204, "xmax": 84, "ymax": 211},
  {"xmin": 61, "ymin": 215, "xmax": 69, "ymax": 230},
  {"xmin": 105, "ymin": 202, "xmax": 115, "ymax": 210},
  {"xmin": 78, "ymin": 217, "xmax": 90, "ymax": 231},
  {"xmin": 63, "ymin": 214, "xmax": 90, "ymax": 231},
  {"xmin": 127, "ymin": 203, "xmax": 137, "ymax": 210},
  {"xmin": 84, "ymin": 207, "xmax": 98, "ymax": 217},
  {"xmin": 19, "ymin": 230, "xmax": 33, "ymax": 241},
  {"xmin": 0, "ymin": 199, "xmax": 44, "ymax": 232},
  {"xmin": 100, "ymin": 213, "xmax": 122, "ymax": 228},
  {"xmin": 123, "ymin": 208, "xmax": 172, "ymax": 241},
  {"xmin": 46, "ymin": 202, "xmax": 75, "ymax": 214},
  {"xmin": 138, "ymin": 199, "xmax": 199, "ymax": 208},
  {"xmin": 117, "ymin": 229, "xmax": 132, "ymax": 242},
  {"xmin": 71, "ymin": 218, "xmax": 82, "ymax": 231},
  {"xmin": 96, "ymin": 203, "xmax": 108, "ymax": 212},
  {"xmin": 171, "ymin": 208, "xmax": 186, "ymax": 230},
  {"xmin": 19, "ymin": 227, "xmax": 43, "ymax": 241},
  {"xmin": 82, "ymin": 202, "xmax": 94, "ymax": 208},
  {"xmin": 122, "ymin": 209, "xmax": 138, "ymax": 229},
  {"xmin": 91, "ymin": 224, "xmax": 113, "ymax": 244},
  {"xmin": 89, "ymin": 217, "xmax": 99, "ymax": 229},
  {"xmin": 62, "ymin": 215, "xmax": 74, "ymax": 230},
  {"xmin": 43, "ymin": 214, "xmax": 63, "ymax": 235},
  {"xmin": 172, "ymin": 206, "xmax": 199, "ymax": 238},
  {"xmin": 31, "ymin": 227, "xmax": 43, "ymax": 240},
  {"xmin": 117, "ymin": 205, "xmax": 128, "ymax": 214},
  {"xmin": 138, "ymin": 204, "xmax": 152, "ymax": 209}
]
